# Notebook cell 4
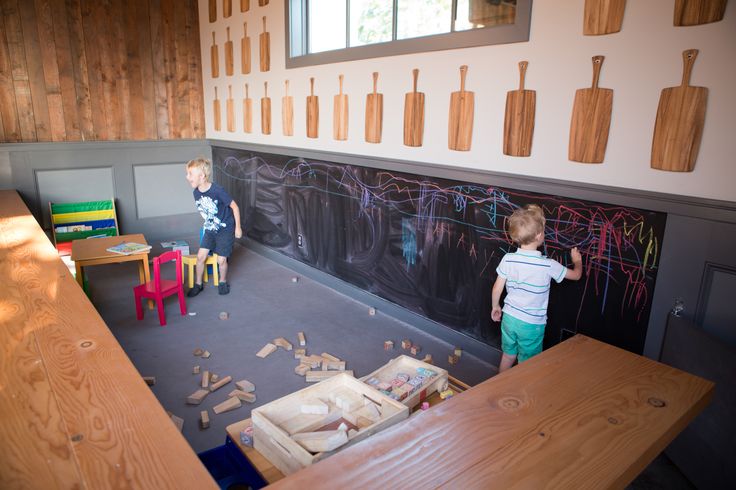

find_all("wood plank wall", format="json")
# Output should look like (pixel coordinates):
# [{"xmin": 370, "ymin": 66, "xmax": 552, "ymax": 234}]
[{"xmin": 0, "ymin": 0, "xmax": 204, "ymax": 143}]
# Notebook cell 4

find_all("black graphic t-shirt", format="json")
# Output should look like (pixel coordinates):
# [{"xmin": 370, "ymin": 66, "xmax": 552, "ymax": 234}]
[{"xmin": 193, "ymin": 183, "xmax": 234, "ymax": 233}]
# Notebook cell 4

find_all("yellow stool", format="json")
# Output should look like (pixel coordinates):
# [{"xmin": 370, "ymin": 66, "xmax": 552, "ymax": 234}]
[{"xmin": 182, "ymin": 254, "xmax": 219, "ymax": 288}]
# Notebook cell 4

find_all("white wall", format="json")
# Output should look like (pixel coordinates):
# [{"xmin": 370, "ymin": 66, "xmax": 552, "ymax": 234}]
[{"xmin": 199, "ymin": 0, "xmax": 736, "ymax": 203}]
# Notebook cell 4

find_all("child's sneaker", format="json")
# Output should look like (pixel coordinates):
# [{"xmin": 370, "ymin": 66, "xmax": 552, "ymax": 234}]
[
  {"xmin": 218, "ymin": 281, "xmax": 230, "ymax": 295},
  {"xmin": 187, "ymin": 283, "xmax": 204, "ymax": 297}
]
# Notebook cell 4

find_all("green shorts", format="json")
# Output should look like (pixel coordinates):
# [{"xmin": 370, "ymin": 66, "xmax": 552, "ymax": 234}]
[{"xmin": 501, "ymin": 314, "xmax": 545, "ymax": 362}]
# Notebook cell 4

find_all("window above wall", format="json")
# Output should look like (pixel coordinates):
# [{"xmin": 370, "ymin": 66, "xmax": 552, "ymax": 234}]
[{"xmin": 286, "ymin": 0, "xmax": 532, "ymax": 68}]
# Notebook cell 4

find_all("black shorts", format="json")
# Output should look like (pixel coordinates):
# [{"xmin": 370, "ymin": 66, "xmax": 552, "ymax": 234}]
[{"xmin": 200, "ymin": 229, "xmax": 234, "ymax": 257}]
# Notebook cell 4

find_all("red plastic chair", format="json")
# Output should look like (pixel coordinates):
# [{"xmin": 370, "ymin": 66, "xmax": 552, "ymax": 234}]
[{"xmin": 134, "ymin": 250, "xmax": 186, "ymax": 326}]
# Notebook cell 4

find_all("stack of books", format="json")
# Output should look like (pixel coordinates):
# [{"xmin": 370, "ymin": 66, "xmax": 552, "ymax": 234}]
[{"xmin": 106, "ymin": 242, "xmax": 152, "ymax": 255}]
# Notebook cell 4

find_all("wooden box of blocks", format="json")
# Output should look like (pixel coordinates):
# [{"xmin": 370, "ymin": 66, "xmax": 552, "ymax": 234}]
[
  {"xmin": 251, "ymin": 372, "xmax": 409, "ymax": 476},
  {"xmin": 360, "ymin": 355, "xmax": 449, "ymax": 410}
]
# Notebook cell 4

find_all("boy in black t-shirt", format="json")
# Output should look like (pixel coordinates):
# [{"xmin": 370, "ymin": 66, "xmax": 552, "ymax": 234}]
[{"xmin": 185, "ymin": 157, "xmax": 242, "ymax": 296}]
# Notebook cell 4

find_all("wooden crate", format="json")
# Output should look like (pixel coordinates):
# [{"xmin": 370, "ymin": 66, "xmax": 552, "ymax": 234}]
[
  {"xmin": 252, "ymin": 373, "xmax": 409, "ymax": 475},
  {"xmin": 360, "ymin": 355, "xmax": 449, "ymax": 409}
]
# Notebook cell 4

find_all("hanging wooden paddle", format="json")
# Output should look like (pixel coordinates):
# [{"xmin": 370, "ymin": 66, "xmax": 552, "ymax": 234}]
[
  {"xmin": 403, "ymin": 69, "xmax": 424, "ymax": 147},
  {"xmin": 241, "ymin": 0, "xmax": 250, "ymax": 12},
  {"xmin": 448, "ymin": 65, "xmax": 474, "ymax": 151},
  {"xmin": 306, "ymin": 78, "xmax": 319, "ymax": 138},
  {"xmin": 225, "ymin": 27, "xmax": 234, "ymax": 76},
  {"xmin": 282, "ymin": 80, "xmax": 294, "ymax": 136},
  {"xmin": 241, "ymin": 22, "xmax": 251, "ymax": 75},
  {"xmin": 261, "ymin": 81, "xmax": 271, "ymax": 135},
  {"xmin": 583, "ymin": 0, "xmax": 626, "ymax": 35},
  {"xmin": 651, "ymin": 49, "xmax": 708, "ymax": 172},
  {"xmin": 213, "ymin": 87, "xmax": 221, "ymax": 131},
  {"xmin": 674, "ymin": 0, "xmax": 727, "ymax": 26},
  {"xmin": 243, "ymin": 83, "xmax": 253, "ymax": 133},
  {"xmin": 210, "ymin": 32, "xmax": 219, "ymax": 78},
  {"xmin": 260, "ymin": 16, "xmax": 270, "ymax": 72},
  {"xmin": 503, "ymin": 61, "xmax": 536, "ymax": 157},
  {"xmin": 227, "ymin": 85, "xmax": 235, "ymax": 132},
  {"xmin": 223, "ymin": 0, "xmax": 232, "ymax": 18},
  {"xmin": 258, "ymin": 0, "xmax": 269, "ymax": 6},
  {"xmin": 209, "ymin": 0, "xmax": 216, "ymax": 22},
  {"xmin": 365, "ymin": 72, "xmax": 383, "ymax": 144},
  {"xmin": 333, "ymin": 74, "xmax": 348, "ymax": 141},
  {"xmin": 569, "ymin": 56, "xmax": 613, "ymax": 163}
]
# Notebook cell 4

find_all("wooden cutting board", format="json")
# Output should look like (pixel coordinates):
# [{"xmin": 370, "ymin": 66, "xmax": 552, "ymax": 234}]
[
  {"xmin": 403, "ymin": 68, "xmax": 425, "ymax": 147},
  {"xmin": 365, "ymin": 72, "xmax": 383, "ymax": 144},
  {"xmin": 651, "ymin": 49, "xmax": 708, "ymax": 172},
  {"xmin": 243, "ymin": 83, "xmax": 253, "ymax": 133},
  {"xmin": 225, "ymin": 27, "xmax": 234, "ymax": 76},
  {"xmin": 307, "ymin": 77, "xmax": 319, "ymax": 138},
  {"xmin": 282, "ymin": 80, "xmax": 294, "ymax": 136},
  {"xmin": 448, "ymin": 65, "xmax": 474, "ymax": 151},
  {"xmin": 241, "ymin": 0, "xmax": 249, "ymax": 12},
  {"xmin": 213, "ymin": 87, "xmax": 221, "ymax": 131},
  {"xmin": 261, "ymin": 81, "xmax": 271, "ymax": 135},
  {"xmin": 210, "ymin": 32, "xmax": 219, "ymax": 78},
  {"xmin": 241, "ymin": 23, "xmax": 251, "ymax": 74},
  {"xmin": 223, "ymin": 0, "xmax": 232, "ymax": 18},
  {"xmin": 503, "ymin": 61, "xmax": 536, "ymax": 157},
  {"xmin": 583, "ymin": 0, "xmax": 626, "ymax": 35},
  {"xmin": 258, "ymin": 0, "xmax": 269, "ymax": 6},
  {"xmin": 209, "ymin": 0, "xmax": 216, "ymax": 22},
  {"xmin": 260, "ymin": 16, "xmax": 270, "ymax": 72},
  {"xmin": 569, "ymin": 55, "xmax": 613, "ymax": 163},
  {"xmin": 226, "ymin": 85, "xmax": 235, "ymax": 132},
  {"xmin": 674, "ymin": 0, "xmax": 727, "ymax": 26},
  {"xmin": 333, "ymin": 74, "xmax": 348, "ymax": 140}
]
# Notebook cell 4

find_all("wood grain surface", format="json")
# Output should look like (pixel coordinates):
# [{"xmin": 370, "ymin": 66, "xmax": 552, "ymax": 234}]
[
  {"xmin": 0, "ymin": 190, "xmax": 217, "ymax": 490},
  {"xmin": 503, "ymin": 61, "xmax": 536, "ymax": 157},
  {"xmin": 673, "ymin": 0, "xmax": 727, "ymax": 26},
  {"xmin": 306, "ymin": 77, "xmax": 318, "ymax": 138},
  {"xmin": 448, "ymin": 65, "xmax": 474, "ymax": 151},
  {"xmin": 241, "ymin": 22, "xmax": 251, "ymax": 74},
  {"xmin": 282, "ymin": 80, "xmax": 293, "ymax": 136},
  {"xmin": 333, "ymin": 74, "xmax": 348, "ymax": 140},
  {"xmin": 259, "ymin": 16, "xmax": 270, "ymax": 72},
  {"xmin": 569, "ymin": 55, "xmax": 613, "ymax": 163},
  {"xmin": 651, "ymin": 49, "xmax": 708, "ymax": 172},
  {"xmin": 268, "ymin": 335, "xmax": 713, "ymax": 489},
  {"xmin": 365, "ymin": 72, "xmax": 382, "ymax": 143},
  {"xmin": 241, "ymin": 0, "xmax": 250, "ymax": 12},
  {"xmin": 243, "ymin": 83, "xmax": 253, "ymax": 133},
  {"xmin": 261, "ymin": 81, "xmax": 271, "ymax": 135},
  {"xmin": 209, "ymin": 0, "xmax": 216, "ymax": 22},
  {"xmin": 403, "ymin": 68, "xmax": 424, "ymax": 147},
  {"xmin": 225, "ymin": 27, "xmax": 233, "ymax": 76},
  {"xmin": 213, "ymin": 86, "xmax": 221, "ymax": 131},
  {"xmin": 227, "ymin": 84, "xmax": 235, "ymax": 132},
  {"xmin": 223, "ymin": 0, "xmax": 232, "ymax": 18},
  {"xmin": 583, "ymin": 0, "xmax": 627, "ymax": 35},
  {"xmin": 210, "ymin": 31, "xmax": 219, "ymax": 78}
]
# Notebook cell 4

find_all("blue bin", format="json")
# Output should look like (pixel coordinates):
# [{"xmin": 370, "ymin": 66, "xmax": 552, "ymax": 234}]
[{"xmin": 198, "ymin": 437, "xmax": 267, "ymax": 490}]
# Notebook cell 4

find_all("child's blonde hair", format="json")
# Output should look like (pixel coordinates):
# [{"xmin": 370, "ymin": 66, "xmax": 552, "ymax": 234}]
[
  {"xmin": 186, "ymin": 157, "xmax": 212, "ymax": 182},
  {"xmin": 508, "ymin": 204, "xmax": 545, "ymax": 246}
]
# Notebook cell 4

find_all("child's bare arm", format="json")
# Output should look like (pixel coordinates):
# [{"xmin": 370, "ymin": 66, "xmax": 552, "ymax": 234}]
[
  {"xmin": 565, "ymin": 247, "xmax": 583, "ymax": 281},
  {"xmin": 230, "ymin": 200, "xmax": 242, "ymax": 238},
  {"xmin": 491, "ymin": 276, "xmax": 506, "ymax": 322}
]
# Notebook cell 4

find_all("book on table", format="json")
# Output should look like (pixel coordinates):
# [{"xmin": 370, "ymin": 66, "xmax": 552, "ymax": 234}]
[{"xmin": 106, "ymin": 242, "xmax": 152, "ymax": 255}]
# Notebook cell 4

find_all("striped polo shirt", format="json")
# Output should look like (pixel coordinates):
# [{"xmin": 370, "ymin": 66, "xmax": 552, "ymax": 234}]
[{"xmin": 496, "ymin": 249, "xmax": 567, "ymax": 325}]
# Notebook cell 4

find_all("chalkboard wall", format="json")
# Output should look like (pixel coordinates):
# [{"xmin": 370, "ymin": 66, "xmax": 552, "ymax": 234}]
[{"xmin": 213, "ymin": 147, "xmax": 666, "ymax": 354}]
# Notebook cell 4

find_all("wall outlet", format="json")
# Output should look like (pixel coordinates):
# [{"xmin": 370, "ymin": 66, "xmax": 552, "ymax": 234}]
[{"xmin": 297, "ymin": 234, "xmax": 303, "ymax": 247}]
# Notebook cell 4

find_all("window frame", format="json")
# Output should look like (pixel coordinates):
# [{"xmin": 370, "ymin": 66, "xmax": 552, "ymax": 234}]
[{"xmin": 285, "ymin": 0, "xmax": 533, "ymax": 69}]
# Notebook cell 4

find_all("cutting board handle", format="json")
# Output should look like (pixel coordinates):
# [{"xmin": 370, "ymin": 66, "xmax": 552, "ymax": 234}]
[
  {"xmin": 338, "ymin": 74, "xmax": 344, "ymax": 95},
  {"xmin": 245, "ymin": 83, "xmax": 249, "ymax": 98},
  {"xmin": 412, "ymin": 68, "xmax": 419, "ymax": 94},
  {"xmin": 372, "ymin": 72, "xmax": 378, "ymax": 95},
  {"xmin": 227, "ymin": 26, "xmax": 230, "ymax": 41},
  {"xmin": 228, "ymin": 84, "xmax": 232, "ymax": 98},
  {"xmin": 591, "ymin": 55, "xmax": 604, "ymax": 89},
  {"xmin": 310, "ymin": 77, "xmax": 315, "ymax": 96},
  {"xmin": 214, "ymin": 86, "xmax": 218, "ymax": 99},
  {"xmin": 264, "ymin": 81, "xmax": 268, "ymax": 97},
  {"xmin": 284, "ymin": 79, "xmax": 289, "ymax": 95},
  {"xmin": 680, "ymin": 49, "xmax": 698, "ymax": 87},
  {"xmin": 518, "ymin": 61, "xmax": 528, "ymax": 91},
  {"xmin": 212, "ymin": 31, "xmax": 216, "ymax": 45},
  {"xmin": 244, "ymin": 21, "xmax": 247, "ymax": 36},
  {"xmin": 459, "ymin": 65, "xmax": 468, "ymax": 93},
  {"xmin": 262, "ymin": 16, "xmax": 266, "ymax": 33}
]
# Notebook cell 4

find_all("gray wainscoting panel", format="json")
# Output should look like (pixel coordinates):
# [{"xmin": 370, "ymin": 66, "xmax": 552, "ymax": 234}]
[
  {"xmin": 697, "ymin": 263, "xmax": 736, "ymax": 347},
  {"xmin": 133, "ymin": 163, "xmax": 193, "ymax": 219},
  {"xmin": 36, "ymin": 167, "xmax": 115, "ymax": 227}
]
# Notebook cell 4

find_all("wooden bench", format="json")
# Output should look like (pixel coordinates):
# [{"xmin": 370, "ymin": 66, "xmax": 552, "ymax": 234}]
[{"xmin": 0, "ymin": 190, "xmax": 216, "ymax": 489}]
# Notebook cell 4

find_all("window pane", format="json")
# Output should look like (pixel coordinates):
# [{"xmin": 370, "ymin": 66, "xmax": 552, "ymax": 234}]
[
  {"xmin": 350, "ymin": 0, "xmax": 393, "ymax": 47},
  {"xmin": 456, "ymin": 0, "xmax": 517, "ymax": 32},
  {"xmin": 309, "ymin": 0, "xmax": 346, "ymax": 53},
  {"xmin": 397, "ymin": 0, "xmax": 452, "ymax": 40}
]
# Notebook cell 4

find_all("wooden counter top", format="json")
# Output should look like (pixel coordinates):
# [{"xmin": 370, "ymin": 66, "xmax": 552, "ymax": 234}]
[
  {"xmin": 0, "ymin": 190, "xmax": 216, "ymax": 489},
  {"xmin": 270, "ymin": 334, "xmax": 713, "ymax": 489}
]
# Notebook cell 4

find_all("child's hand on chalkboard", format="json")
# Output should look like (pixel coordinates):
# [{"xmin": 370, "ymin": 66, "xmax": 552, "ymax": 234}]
[
  {"xmin": 492, "ymin": 306, "xmax": 502, "ymax": 322},
  {"xmin": 571, "ymin": 247, "xmax": 582, "ymax": 264}
]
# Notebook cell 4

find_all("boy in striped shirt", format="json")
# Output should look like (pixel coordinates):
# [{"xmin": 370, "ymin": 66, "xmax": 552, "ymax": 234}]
[{"xmin": 492, "ymin": 204, "xmax": 582, "ymax": 372}]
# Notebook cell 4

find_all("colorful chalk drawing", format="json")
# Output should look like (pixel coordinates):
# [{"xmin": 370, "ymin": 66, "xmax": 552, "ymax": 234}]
[{"xmin": 214, "ymin": 148, "xmax": 666, "ymax": 354}]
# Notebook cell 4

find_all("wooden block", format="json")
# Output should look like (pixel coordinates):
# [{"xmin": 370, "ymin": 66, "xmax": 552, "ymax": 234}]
[
  {"xmin": 298, "ymin": 332, "xmax": 306, "ymax": 346},
  {"xmin": 193, "ymin": 348, "xmax": 204, "ymax": 356},
  {"xmin": 321, "ymin": 352, "xmax": 340, "ymax": 362},
  {"xmin": 256, "ymin": 343, "xmax": 277, "ymax": 358},
  {"xmin": 410, "ymin": 345, "xmax": 421, "ymax": 355},
  {"xmin": 170, "ymin": 413, "xmax": 184, "ymax": 432},
  {"xmin": 187, "ymin": 389, "xmax": 210, "ymax": 405},
  {"xmin": 202, "ymin": 350, "xmax": 211, "ymax": 359},
  {"xmin": 294, "ymin": 348, "xmax": 306, "ymax": 359},
  {"xmin": 306, "ymin": 370, "xmax": 353, "ymax": 383},
  {"xmin": 200, "ymin": 410, "xmax": 210, "ymax": 429},
  {"xmin": 348, "ymin": 428, "xmax": 359, "ymax": 438},
  {"xmin": 201, "ymin": 371, "xmax": 210, "ymax": 389},
  {"xmin": 214, "ymin": 396, "xmax": 242, "ymax": 414},
  {"xmin": 301, "ymin": 355, "xmax": 323, "ymax": 368},
  {"xmin": 454, "ymin": 347, "xmax": 463, "ymax": 358},
  {"xmin": 384, "ymin": 340, "xmax": 394, "ymax": 350},
  {"xmin": 332, "ymin": 391, "xmax": 361, "ymax": 412},
  {"xmin": 274, "ymin": 337, "xmax": 293, "ymax": 351},
  {"xmin": 193, "ymin": 365, "xmax": 201, "ymax": 374},
  {"xmin": 209, "ymin": 375, "xmax": 233, "ymax": 392},
  {"xmin": 300, "ymin": 399, "xmax": 329, "ymax": 415},
  {"xmin": 294, "ymin": 363, "xmax": 310, "ymax": 376},
  {"xmin": 235, "ymin": 379, "xmax": 256, "ymax": 392},
  {"xmin": 325, "ymin": 360, "xmax": 346, "ymax": 371},
  {"xmin": 321, "ymin": 360, "xmax": 329, "ymax": 371},
  {"xmin": 229, "ymin": 389, "xmax": 257, "ymax": 403},
  {"xmin": 448, "ymin": 354, "xmax": 459, "ymax": 365},
  {"xmin": 422, "ymin": 354, "xmax": 433, "ymax": 365},
  {"xmin": 142, "ymin": 376, "xmax": 155, "ymax": 386},
  {"xmin": 401, "ymin": 339, "xmax": 412, "ymax": 350},
  {"xmin": 291, "ymin": 429, "xmax": 348, "ymax": 453},
  {"xmin": 210, "ymin": 373, "xmax": 219, "ymax": 383}
]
